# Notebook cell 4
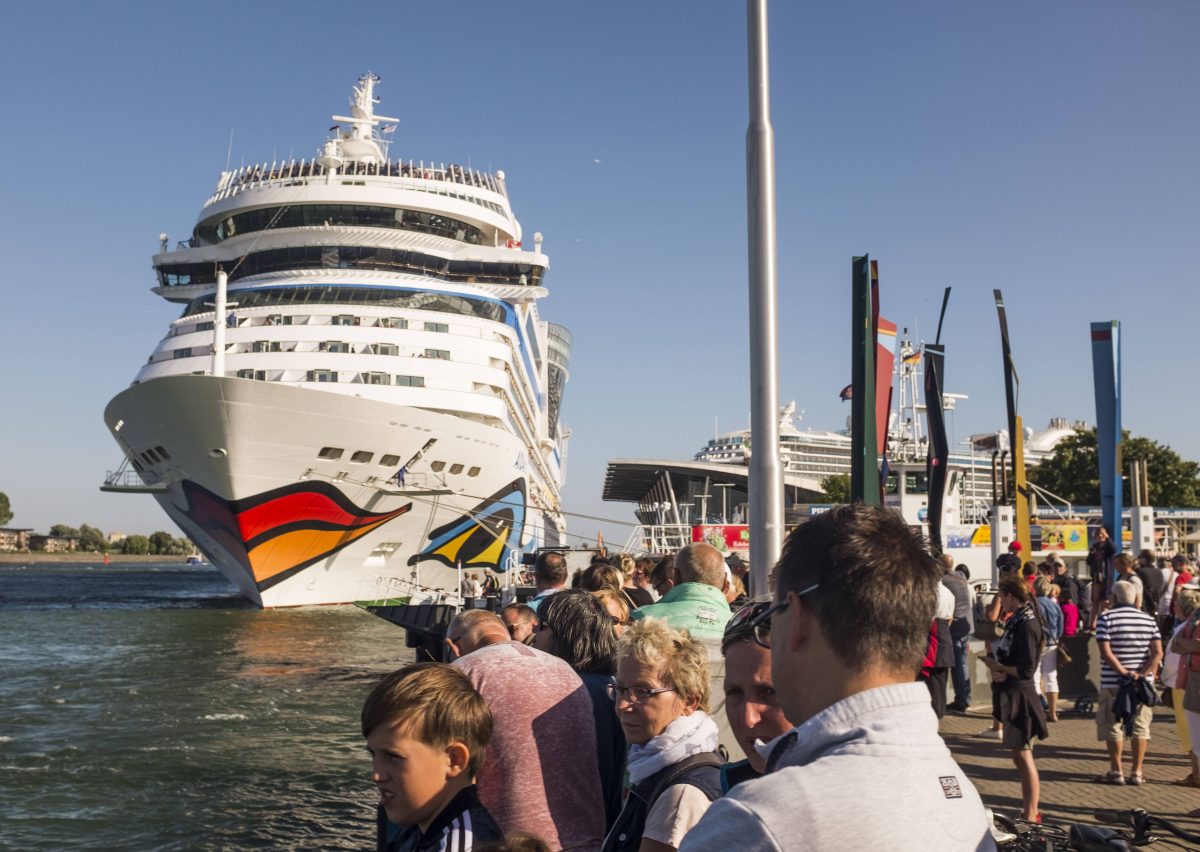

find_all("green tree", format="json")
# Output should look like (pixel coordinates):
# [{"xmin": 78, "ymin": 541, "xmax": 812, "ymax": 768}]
[
  {"xmin": 122, "ymin": 534, "xmax": 151, "ymax": 555},
  {"xmin": 0, "ymin": 491, "xmax": 11, "ymax": 526},
  {"xmin": 77, "ymin": 524, "xmax": 108, "ymax": 552},
  {"xmin": 1030, "ymin": 427, "xmax": 1200, "ymax": 508},
  {"xmin": 821, "ymin": 474, "xmax": 852, "ymax": 504},
  {"xmin": 148, "ymin": 531, "xmax": 176, "ymax": 555},
  {"xmin": 171, "ymin": 536, "xmax": 194, "ymax": 555},
  {"xmin": 49, "ymin": 524, "xmax": 80, "ymax": 538}
]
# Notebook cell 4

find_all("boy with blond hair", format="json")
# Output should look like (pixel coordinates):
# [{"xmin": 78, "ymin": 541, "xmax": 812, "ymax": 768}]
[{"xmin": 362, "ymin": 663, "xmax": 504, "ymax": 851}]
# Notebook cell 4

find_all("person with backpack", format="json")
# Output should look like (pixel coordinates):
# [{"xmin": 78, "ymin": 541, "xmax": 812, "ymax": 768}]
[{"xmin": 603, "ymin": 619, "xmax": 721, "ymax": 852}]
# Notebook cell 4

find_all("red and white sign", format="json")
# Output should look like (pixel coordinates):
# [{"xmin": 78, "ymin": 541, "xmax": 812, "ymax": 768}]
[{"xmin": 691, "ymin": 525, "xmax": 750, "ymax": 553}]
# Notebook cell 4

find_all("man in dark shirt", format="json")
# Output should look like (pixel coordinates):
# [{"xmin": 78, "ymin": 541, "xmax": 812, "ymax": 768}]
[
  {"xmin": 997, "ymin": 541, "xmax": 1023, "ymax": 575},
  {"xmin": 1134, "ymin": 550, "xmax": 1164, "ymax": 621}
]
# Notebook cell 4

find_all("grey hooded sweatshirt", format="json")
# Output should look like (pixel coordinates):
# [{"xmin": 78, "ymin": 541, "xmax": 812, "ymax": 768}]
[{"xmin": 678, "ymin": 682, "xmax": 996, "ymax": 851}]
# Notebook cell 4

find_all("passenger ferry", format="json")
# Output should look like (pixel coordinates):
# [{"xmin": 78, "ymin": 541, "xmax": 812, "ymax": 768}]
[{"xmin": 103, "ymin": 74, "xmax": 570, "ymax": 607}]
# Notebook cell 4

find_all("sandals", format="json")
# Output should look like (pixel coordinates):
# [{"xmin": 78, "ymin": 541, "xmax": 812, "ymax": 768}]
[
  {"xmin": 1129, "ymin": 774, "xmax": 1146, "ymax": 786},
  {"xmin": 1096, "ymin": 770, "xmax": 1126, "ymax": 785}
]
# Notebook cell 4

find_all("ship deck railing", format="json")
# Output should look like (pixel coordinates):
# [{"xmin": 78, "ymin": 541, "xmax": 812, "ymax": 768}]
[
  {"xmin": 199, "ymin": 158, "xmax": 509, "ymax": 222},
  {"xmin": 100, "ymin": 463, "xmax": 167, "ymax": 494}
]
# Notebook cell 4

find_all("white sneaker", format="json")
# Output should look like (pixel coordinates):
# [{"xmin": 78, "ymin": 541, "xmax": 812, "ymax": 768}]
[{"xmin": 976, "ymin": 727, "xmax": 1003, "ymax": 739}]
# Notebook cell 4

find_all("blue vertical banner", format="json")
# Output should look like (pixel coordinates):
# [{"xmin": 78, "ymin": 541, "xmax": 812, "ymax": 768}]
[{"xmin": 1090, "ymin": 321, "xmax": 1122, "ymax": 553}]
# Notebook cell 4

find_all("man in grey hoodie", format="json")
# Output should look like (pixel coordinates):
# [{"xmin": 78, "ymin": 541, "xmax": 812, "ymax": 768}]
[{"xmin": 679, "ymin": 504, "xmax": 996, "ymax": 852}]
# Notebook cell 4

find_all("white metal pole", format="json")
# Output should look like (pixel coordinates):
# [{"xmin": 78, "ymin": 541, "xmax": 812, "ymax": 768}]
[
  {"xmin": 746, "ymin": 0, "xmax": 784, "ymax": 597},
  {"xmin": 213, "ymin": 269, "xmax": 228, "ymax": 377}
]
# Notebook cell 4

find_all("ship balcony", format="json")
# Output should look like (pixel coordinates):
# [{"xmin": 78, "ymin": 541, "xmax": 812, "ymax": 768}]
[{"xmin": 100, "ymin": 461, "xmax": 167, "ymax": 494}]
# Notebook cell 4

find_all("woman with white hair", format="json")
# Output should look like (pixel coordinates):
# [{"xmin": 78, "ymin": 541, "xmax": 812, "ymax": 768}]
[{"xmin": 603, "ymin": 619, "xmax": 721, "ymax": 852}]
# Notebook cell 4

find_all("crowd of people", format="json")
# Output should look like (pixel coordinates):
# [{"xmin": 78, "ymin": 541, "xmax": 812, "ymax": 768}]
[
  {"xmin": 362, "ymin": 504, "xmax": 997, "ymax": 851},
  {"xmin": 961, "ymin": 536, "xmax": 1200, "ymax": 824}
]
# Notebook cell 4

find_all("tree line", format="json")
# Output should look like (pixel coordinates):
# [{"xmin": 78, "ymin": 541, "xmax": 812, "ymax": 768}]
[{"xmin": 42, "ymin": 524, "xmax": 194, "ymax": 555}]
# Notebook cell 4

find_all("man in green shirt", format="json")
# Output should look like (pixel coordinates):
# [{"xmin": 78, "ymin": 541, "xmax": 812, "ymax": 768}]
[{"xmin": 631, "ymin": 543, "xmax": 732, "ymax": 642}]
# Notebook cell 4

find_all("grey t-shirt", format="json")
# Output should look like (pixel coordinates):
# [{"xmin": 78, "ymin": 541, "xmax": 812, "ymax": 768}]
[{"xmin": 678, "ymin": 682, "xmax": 996, "ymax": 852}]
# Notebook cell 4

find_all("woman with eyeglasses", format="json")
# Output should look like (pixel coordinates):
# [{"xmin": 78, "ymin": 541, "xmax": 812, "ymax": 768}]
[
  {"xmin": 717, "ymin": 597, "xmax": 795, "ymax": 791},
  {"xmin": 602, "ymin": 619, "xmax": 721, "ymax": 852},
  {"xmin": 533, "ymin": 590, "xmax": 626, "ymax": 831}
]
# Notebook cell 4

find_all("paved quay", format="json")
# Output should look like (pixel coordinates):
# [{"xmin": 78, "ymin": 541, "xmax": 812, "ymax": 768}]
[{"xmin": 940, "ymin": 702, "xmax": 1200, "ymax": 835}]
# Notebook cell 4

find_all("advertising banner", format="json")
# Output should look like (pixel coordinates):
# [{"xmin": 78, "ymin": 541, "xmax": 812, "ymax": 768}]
[{"xmin": 692, "ymin": 525, "xmax": 750, "ymax": 553}]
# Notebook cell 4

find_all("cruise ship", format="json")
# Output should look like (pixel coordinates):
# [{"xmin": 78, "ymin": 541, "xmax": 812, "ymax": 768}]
[
  {"xmin": 605, "ymin": 334, "xmax": 1083, "ymax": 551},
  {"xmin": 103, "ymin": 74, "xmax": 570, "ymax": 607}
]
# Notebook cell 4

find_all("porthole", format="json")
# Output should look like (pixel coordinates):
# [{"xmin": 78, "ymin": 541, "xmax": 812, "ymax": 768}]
[
  {"xmin": 351, "ymin": 451, "xmax": 373, "ymax": 464},
  {"xmin": 380, "ymin": 454, "xmax": 401, "ymax": 467},
  {"xmin": 449, "ymin": 463, "xmax": 464, "ymax": 475},
  {"xmin": 430, "ymin": 461, "xmax": 445, "ymax": 472},
  {"xmin": 318, "ymin": 447, "xmax": 344, "ymax": 460}
]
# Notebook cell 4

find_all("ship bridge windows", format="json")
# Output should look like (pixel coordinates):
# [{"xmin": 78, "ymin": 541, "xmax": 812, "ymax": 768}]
[
  {"xmin": 159, "ymin": 248, "xmax": 544, "ymax": 290},
  {"xmin": 192, "ymin": 204, "xmax": 486, "ymax": 246},
  {"xmin": 395, "ymin": 375, "xmax": 424, "ymax": 387},
  {"xmin": 380, "ymin": 454, "xmax": 401, "ymax": 467}
]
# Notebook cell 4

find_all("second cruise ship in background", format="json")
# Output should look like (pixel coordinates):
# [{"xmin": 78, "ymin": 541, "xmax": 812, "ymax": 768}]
[{"xmin": 104, "ymin": 74, "xmax": 570, "ymax": 607}]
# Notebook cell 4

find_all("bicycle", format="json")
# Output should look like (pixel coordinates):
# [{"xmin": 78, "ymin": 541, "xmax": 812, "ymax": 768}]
[{"xmin": 991, "ymin": 807, "xmax": 1200, "ymax": 850}]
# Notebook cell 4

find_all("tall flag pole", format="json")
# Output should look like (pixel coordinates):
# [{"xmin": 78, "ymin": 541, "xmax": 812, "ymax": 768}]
[
  {"xmin": 745, "ymin": 0, "xmax": 784, "ymax": 596},
  {"xmin": 994, "ymin": 290, "xmax": 1032, "ymax": 550},
  {"xmin": 850, "ymin": 256, "xmax": 880, "ymax": 505},
  {"xmin": 872, "ymin": 261, "xmax": 897, "ymax": 496},
  {"xmin": 1090, "ymin": 321, "xmax": 1123, "ymax": 553},
  {"xmin": 924, "ymin": 287, "xmax": 952, "ymax": 555}
]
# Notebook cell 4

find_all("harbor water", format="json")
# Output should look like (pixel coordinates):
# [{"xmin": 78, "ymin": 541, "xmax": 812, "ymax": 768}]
[{"xmin": 0, "ymin": 561, "xmax": 410, "ymax": 850}]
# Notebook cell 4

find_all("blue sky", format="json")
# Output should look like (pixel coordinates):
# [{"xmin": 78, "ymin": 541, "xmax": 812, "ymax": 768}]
[{"xmin": 1, "ymin": 1, "xmax": 1197, "ymax": 546}]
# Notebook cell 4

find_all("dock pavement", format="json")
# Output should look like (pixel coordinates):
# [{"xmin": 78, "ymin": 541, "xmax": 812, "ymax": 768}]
[{"xmin": 940, "ymin": 702, "xmax": 1200, "ymax": 835}]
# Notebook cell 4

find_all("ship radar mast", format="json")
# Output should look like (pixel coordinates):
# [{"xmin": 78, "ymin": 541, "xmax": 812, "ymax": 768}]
[{"xmin": 326, "ymin": 72, "xmax": 400, "ymax": 166}]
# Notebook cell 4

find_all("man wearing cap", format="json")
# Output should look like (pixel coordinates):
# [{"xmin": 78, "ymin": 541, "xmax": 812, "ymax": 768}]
[{"xmin": 679, "ymin": 504, "xmax": 994, "ymax": 852}]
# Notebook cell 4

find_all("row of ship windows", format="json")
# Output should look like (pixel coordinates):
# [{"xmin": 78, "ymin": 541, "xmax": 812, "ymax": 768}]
[
  {"xmin": 273, "ymin": 371, "xmax": 425, "ymax": 386},
  {"xmin": 194, "ymin": 204, "xmax": 486, "ymax": 247},
  {"xmin": 167, "ymin": 347, "xmax": 452, "ymax": 361},
  {"xmin": 135, "ymin": 445, "xmax": 172, "ymax": 468},
  {"xmin": 189, "ymin": 317, "xmax": 442, "ymax": 333},
  {"xmin": 180, "ymin": 287, "xmax": 508, "ymax": 324},
  {"xmin": 158, "ymin": 246, "xmax": 544, "ymax": 289},
  {"xmin": 315, "ymin": 445, "xmax": 480, "ymax": 477}
]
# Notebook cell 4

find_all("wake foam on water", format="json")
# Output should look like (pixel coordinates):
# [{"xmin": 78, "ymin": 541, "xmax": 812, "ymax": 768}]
[
  {"xmin": 0, "ymin": 736, "xmax": 13, "ymax": 744},
  {"xmin": 200, "ymin": 713, "xmax": 248, "ymax": 721}
]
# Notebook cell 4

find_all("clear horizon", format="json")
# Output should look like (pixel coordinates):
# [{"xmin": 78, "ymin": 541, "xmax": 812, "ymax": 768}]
[{"xmin": 2, "ymin": 1, "xmax": 1198, "ymax": 547}]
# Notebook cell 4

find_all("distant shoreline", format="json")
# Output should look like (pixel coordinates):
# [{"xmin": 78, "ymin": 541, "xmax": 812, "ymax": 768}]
[{"xmin": 0, "ymin": 552, "xmax": 192, "ymax": 564}]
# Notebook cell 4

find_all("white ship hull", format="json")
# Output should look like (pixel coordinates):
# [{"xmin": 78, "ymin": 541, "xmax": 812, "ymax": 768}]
[{"xmin": 105, "ymin": 375, "xmax": 556, "ymax": 607}]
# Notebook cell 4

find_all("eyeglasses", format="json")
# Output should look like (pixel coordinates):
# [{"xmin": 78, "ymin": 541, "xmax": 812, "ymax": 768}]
[
  {"xmin": 742, "ymin": 582, "xmax": 819, "ymax": 649},
  {"xmin": 606, "ymin": 682, "xmax": 675, "ymax": 704}
]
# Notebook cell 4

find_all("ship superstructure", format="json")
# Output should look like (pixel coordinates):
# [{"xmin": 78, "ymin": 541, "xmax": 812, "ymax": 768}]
[{"xmin": 104, "ymin": 74, "xmax": 570, "ymax": 607}]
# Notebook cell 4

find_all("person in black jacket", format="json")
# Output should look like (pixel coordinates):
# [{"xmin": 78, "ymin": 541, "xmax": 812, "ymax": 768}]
[
  {"xmin": 981, "ymin": 575, "xmax": 1048, "ymax": 823},
  {"xmin": 532, "ymin": 589, "xmax": 626, "ymax": 831}
]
